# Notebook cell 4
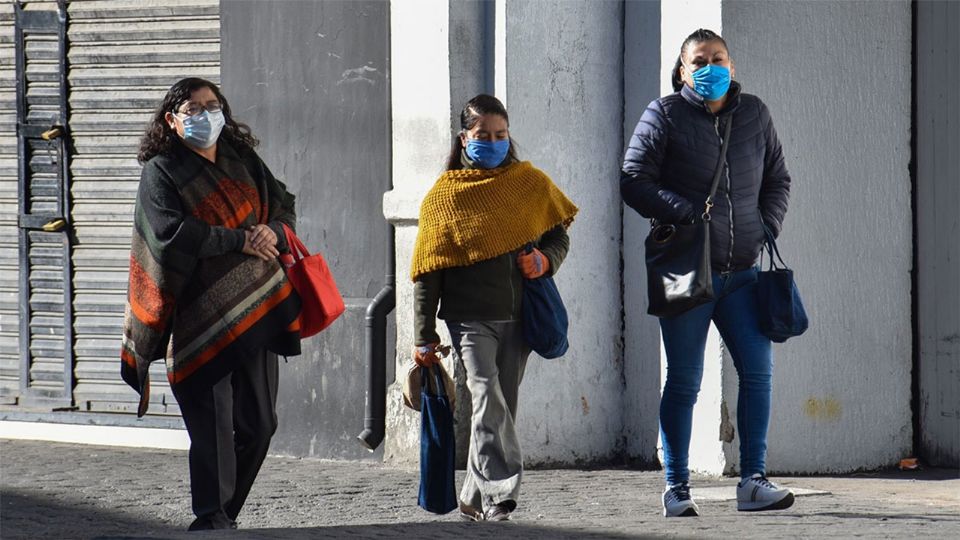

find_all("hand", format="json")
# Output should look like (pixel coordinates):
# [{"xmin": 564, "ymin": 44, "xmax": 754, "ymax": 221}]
[
  {"xmin": 242, "ymin": 230, "xmax": 279, "ymax": 261},
  {"xmin": 413, "ymin": 344, "xmax": 440, "ymax": 367},
  {"xmin": 516, "ymin": 248, "xmax": 550, "ymax": 279},
  {"xmin": 248, "ymin": 224, "xmax": 278, "ymax": 252},
  {"xmin": 413, "ymin": 343, "xmax": 451, "ymax": 367}
]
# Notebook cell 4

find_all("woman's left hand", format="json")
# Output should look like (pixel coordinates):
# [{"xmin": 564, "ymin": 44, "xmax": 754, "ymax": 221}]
[
  {"xmin": 517, "ymin": 248, "xmax": 550, "ymax": 279},
  {"xmin": 248, "ymin": 224, "xmax": 278, "ymax": 251}
]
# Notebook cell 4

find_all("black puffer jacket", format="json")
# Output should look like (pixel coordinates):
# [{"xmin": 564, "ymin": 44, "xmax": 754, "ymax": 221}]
[{"xmin": 621, "ymin": 81, "xmax": 790, "ymax": 272}]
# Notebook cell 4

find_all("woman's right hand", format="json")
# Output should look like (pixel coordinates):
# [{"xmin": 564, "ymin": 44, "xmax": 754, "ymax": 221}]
[
  {"xmin": 413, "ymin": 344, "xmax": 440, "ymax": 367},
  {"xmin": 413, "ymin": 343, "xmax": 451, "ymax": 367},
  {"xmin": 242, "ymin": 230, "xmax": 279, "ymax": 261}
]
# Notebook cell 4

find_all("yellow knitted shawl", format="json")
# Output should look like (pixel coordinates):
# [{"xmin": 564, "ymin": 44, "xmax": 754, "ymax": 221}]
[{"xmin": 411, "ymin": 161, "xmax": 578, "ymax": 280}]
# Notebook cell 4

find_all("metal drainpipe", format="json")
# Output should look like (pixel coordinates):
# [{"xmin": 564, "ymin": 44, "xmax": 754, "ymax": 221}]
[{"xmin": 357, "ymin": 225, "xmax": 395, "ymax": 451}]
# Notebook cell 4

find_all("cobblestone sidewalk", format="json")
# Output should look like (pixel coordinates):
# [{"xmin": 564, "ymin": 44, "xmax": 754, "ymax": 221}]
[{"xmin": 1, "ymin": 439, "xmax": 958, "ymax": 539}]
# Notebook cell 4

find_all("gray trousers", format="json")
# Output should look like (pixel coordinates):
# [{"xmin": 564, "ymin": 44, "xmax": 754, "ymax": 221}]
[{"xmin": 447, "ymin": 321, "xmax": 530, "ymax": 512}]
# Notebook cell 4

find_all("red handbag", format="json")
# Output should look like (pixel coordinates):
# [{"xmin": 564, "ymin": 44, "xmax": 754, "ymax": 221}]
[{"xmin": 279, "ymin": 224, "xmax": 345, "ymax": 337}]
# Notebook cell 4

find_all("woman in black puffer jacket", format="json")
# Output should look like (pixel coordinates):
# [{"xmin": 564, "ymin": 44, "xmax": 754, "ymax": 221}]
[{"xmin": 621, "ymin": 29, "xmax": 793, "ymax": 518}]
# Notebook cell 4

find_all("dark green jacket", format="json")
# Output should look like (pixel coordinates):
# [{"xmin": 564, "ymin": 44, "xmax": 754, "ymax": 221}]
[{"xmin": 413, "ymin": 223, "xmax": 570, "ymax": 346}]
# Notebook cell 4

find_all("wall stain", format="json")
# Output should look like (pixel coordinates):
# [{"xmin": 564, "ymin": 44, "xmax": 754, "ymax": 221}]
[
  {"xmin": 580, "ymin": 395, "xmax": 590, "ymax": 416},
  {"xmin": 804, "ymin": 397, "xmax": 842, "ymax": 421}
]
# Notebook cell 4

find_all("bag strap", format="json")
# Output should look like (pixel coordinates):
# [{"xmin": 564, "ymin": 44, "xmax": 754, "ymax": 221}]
[
  {"xmin": 280, "ymin": 223, "xmax": 310, "ymax": 262},
  {"xmin": 760, "ymin": 222, "xmax": 788, "ymax": 271},
  {"xmin": 702, "ymin": 115, "xmax": 733, "ymax": 222}
]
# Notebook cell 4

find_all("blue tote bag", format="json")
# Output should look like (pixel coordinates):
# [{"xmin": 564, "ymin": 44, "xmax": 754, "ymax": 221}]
[
  {"xmin": 757, "ymin": 227, "xmax": 808, "ymax": 343},
  {"xmin": 417, "ymin": 365, "xmax": 457, "ymax": 514},
  {"xmin": 521, "ymin": 244, "xmax": 569, "ymax": 359}
]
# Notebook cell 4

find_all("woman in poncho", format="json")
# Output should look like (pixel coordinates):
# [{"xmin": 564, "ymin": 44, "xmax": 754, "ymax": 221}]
[{"xmin": 122, "ymin": 78, "xmax": 300, "ymax": 530}]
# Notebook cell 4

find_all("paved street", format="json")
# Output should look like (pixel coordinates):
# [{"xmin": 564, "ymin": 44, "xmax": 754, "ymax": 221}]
[{"xmin": 1, "ymin": 439, "xmax": 958, "ymax": 539}]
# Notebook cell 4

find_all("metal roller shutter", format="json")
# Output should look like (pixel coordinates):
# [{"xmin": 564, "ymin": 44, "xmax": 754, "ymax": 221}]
[
  {"xmin": 0, "ymin": 2, "xmax": 17, "ymax": 403},
  {"xmin": 68, "ymin": 0, "xmax": 219, "ymax": 414}
]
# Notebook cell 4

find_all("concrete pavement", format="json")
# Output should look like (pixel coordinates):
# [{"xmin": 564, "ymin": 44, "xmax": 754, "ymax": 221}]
[{"xmin": 1, "ymin": 439, "xmax": 958, "ymax": 539}]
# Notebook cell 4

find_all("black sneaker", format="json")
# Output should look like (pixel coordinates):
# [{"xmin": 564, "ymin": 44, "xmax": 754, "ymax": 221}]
[{"xmin": 662, "ymin": 483, "xmax": 700, "ymax": 517}]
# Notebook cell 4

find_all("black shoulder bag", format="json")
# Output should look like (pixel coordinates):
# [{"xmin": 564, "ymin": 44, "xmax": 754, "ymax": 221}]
[{"xmin": 644, "ymin": 115, "xmax": 732, "ymax": 318}]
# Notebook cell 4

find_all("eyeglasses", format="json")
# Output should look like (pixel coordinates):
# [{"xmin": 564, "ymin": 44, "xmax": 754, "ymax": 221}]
[{"xmin": 175, "ymin": 102, "xmax": 222, "ymax": 117}]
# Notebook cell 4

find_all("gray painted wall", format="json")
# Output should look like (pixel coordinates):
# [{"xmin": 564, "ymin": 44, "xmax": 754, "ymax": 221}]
[
  {"xmin": 505, "ymin": 0, "xmax": 626, "ymax": 464},
  {"xmin": 722, "ymin": 0, "xmax": 913, "ymax": 472},
  {"xmin": 622, "ymin": 0, "xmax": 663, "ymax": 465},
  {"xmin": 221, "ymin": 0, "xmax": 392, "ymax": 459},
  {"xmin": 917, "ymin": 0, "xmax": 960, "ymax": 467}
]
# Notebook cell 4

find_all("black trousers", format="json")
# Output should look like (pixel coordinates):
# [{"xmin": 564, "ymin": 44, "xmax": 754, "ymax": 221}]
[{"xmin": 173, "ymin": 349, "xmax": 279, "ymax": 528}]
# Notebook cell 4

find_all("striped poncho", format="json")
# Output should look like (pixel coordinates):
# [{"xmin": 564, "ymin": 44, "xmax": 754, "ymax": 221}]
[{"xmin": 121, "ymin": 139, "xmax": 301, "ymax": 416}]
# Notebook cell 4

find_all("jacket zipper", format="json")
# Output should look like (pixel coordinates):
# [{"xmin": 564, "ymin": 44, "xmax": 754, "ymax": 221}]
[{"xmin": 713, "ymin": 116, "xmax": 735, "ymax": 272}]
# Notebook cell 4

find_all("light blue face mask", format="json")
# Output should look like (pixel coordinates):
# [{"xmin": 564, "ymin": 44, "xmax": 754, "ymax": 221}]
[
  {"xmin": 690, "ymin": 64, "xmax": 731, "ymax": 101},
  {"xmin": 179, "ymin": 109, "xmax": 225, "ymax": 149},
  {"xmin": 465, "ymin": 138, "xmax": 510, "ymax": 169}
]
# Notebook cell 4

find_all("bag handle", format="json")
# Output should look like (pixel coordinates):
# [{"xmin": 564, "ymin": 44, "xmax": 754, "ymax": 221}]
[
  {"xmin": 702, "ymin": 115, "xmax": 733, "ymax": 222},
  {"xmin": 760, "ymin": 222, "xmax": 788, "ymax": 271},
  {"xmin": 280, "ymin": 223, "xmax": 310, "ymax": 262}
]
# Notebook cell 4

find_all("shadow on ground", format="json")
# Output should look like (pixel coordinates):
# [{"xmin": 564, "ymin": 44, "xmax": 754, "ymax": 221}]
[
  {"xmin": 1, "ymin": 490, "xmax": 178, "ymax": 539},
  {"xmin": 2, "ymin": 489, "xmax": 647, "ymax": 540}
]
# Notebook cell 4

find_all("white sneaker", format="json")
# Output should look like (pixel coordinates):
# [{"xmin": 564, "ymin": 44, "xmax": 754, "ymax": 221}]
[
  {"xmin": 737, "ymin": 474, "xmax": 795, "ymax": 511},
  {"xmin": 662, "ymin": 483, "xmax": 700, "ymax": 517}
]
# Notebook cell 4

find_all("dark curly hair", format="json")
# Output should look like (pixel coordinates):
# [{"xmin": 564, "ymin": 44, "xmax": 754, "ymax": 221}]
[{"xmin": 137, "ymin": 77, "xmax": 258, "ymax": 163}]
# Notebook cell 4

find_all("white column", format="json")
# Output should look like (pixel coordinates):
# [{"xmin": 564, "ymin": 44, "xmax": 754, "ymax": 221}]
[
  {"xmin": 659, "ymin": 0, "xmax": 727, "ymax": 476},
  {"xmin": 382, "ymin": 0, "xmax": 453, "ymax": 465}
]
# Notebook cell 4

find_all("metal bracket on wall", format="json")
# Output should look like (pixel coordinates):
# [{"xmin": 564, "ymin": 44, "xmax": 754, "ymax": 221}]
[{"xmin": 14, "ymin": 0, "xmax": 75, "ymax": 409}]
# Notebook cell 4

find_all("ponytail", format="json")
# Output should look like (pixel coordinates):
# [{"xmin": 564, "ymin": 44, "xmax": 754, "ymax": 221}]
[{"xmin": 671, "ymin": 55, "xmax": 684, "ymax": 92}]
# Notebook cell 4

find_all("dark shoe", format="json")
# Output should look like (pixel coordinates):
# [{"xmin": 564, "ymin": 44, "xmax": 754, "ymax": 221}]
[
  {"xmin": 484, "ymin": 501, "xmax": 514, "ymax": 521},
  {"xmin": 188, "ymin": 512, "xmax": 236, "ymax": 531}
]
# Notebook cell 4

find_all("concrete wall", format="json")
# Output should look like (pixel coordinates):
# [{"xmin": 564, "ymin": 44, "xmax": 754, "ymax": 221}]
[
  {"xmin": 917, "ymin": 0, "xmax": 960, "ymax": 467},
  {"xmin": 383, "ymin": 0, "xmax": 918, "ymax": 473},
  {"xmin": 221, "ymin": 0, "xmax": 392, "ymax": 460},
  {"xmin": 504, "ymin": 0, "xmax": 625, "ymax": 465},
  {"xmin": 721, "ymin": 0, "xmax": 913, "ymax": 473},
  {"xmin": 622, "ymin": 0, "xmax": 663, "ymax": 465},
  {"xmin": 382, "ymin": 0, "xmax": 453, "ymax": 465}
]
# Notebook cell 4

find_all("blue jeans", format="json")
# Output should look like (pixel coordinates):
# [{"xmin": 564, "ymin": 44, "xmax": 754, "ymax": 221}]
[{"xmin": 659, "ymin": 268, "xmax": 772, "ymax": 484}]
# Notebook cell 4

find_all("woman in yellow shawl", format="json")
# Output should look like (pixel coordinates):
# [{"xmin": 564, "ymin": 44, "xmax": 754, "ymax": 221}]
[{"xmin": 411, "ymin": 95, "xmax": 578, "ymax": 521}]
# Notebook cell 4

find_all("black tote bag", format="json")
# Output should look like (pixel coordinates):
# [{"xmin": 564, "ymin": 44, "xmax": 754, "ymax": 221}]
[
  {"xmin": 645, "ymin": 116, "xmax": 732, "ymax": 318},
  {"xmin": 417, "ymin": 365, "xmax": 457, "ymax": 514},
  {"xmin": 757, "ymin": 226, "xmax": 808, "ymax": 342}
]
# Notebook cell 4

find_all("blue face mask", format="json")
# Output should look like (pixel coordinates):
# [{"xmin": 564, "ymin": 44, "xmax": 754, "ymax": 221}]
[
  {"xmin": 690, "ymin": 64, "xmax": 731, "ymax": 101},
  {"xmin": 179, "ymin": 109, "xmax": 225, "ymax": 149},
  {"xmin": 465, "ymin": 138, "xmax": 510, "ymax": 169}
]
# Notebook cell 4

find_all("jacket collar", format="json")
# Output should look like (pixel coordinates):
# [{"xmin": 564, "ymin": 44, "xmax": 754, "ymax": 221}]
[{"xmin": 680, "ymin": 80, "xmax": 742, "ymax": 116}]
